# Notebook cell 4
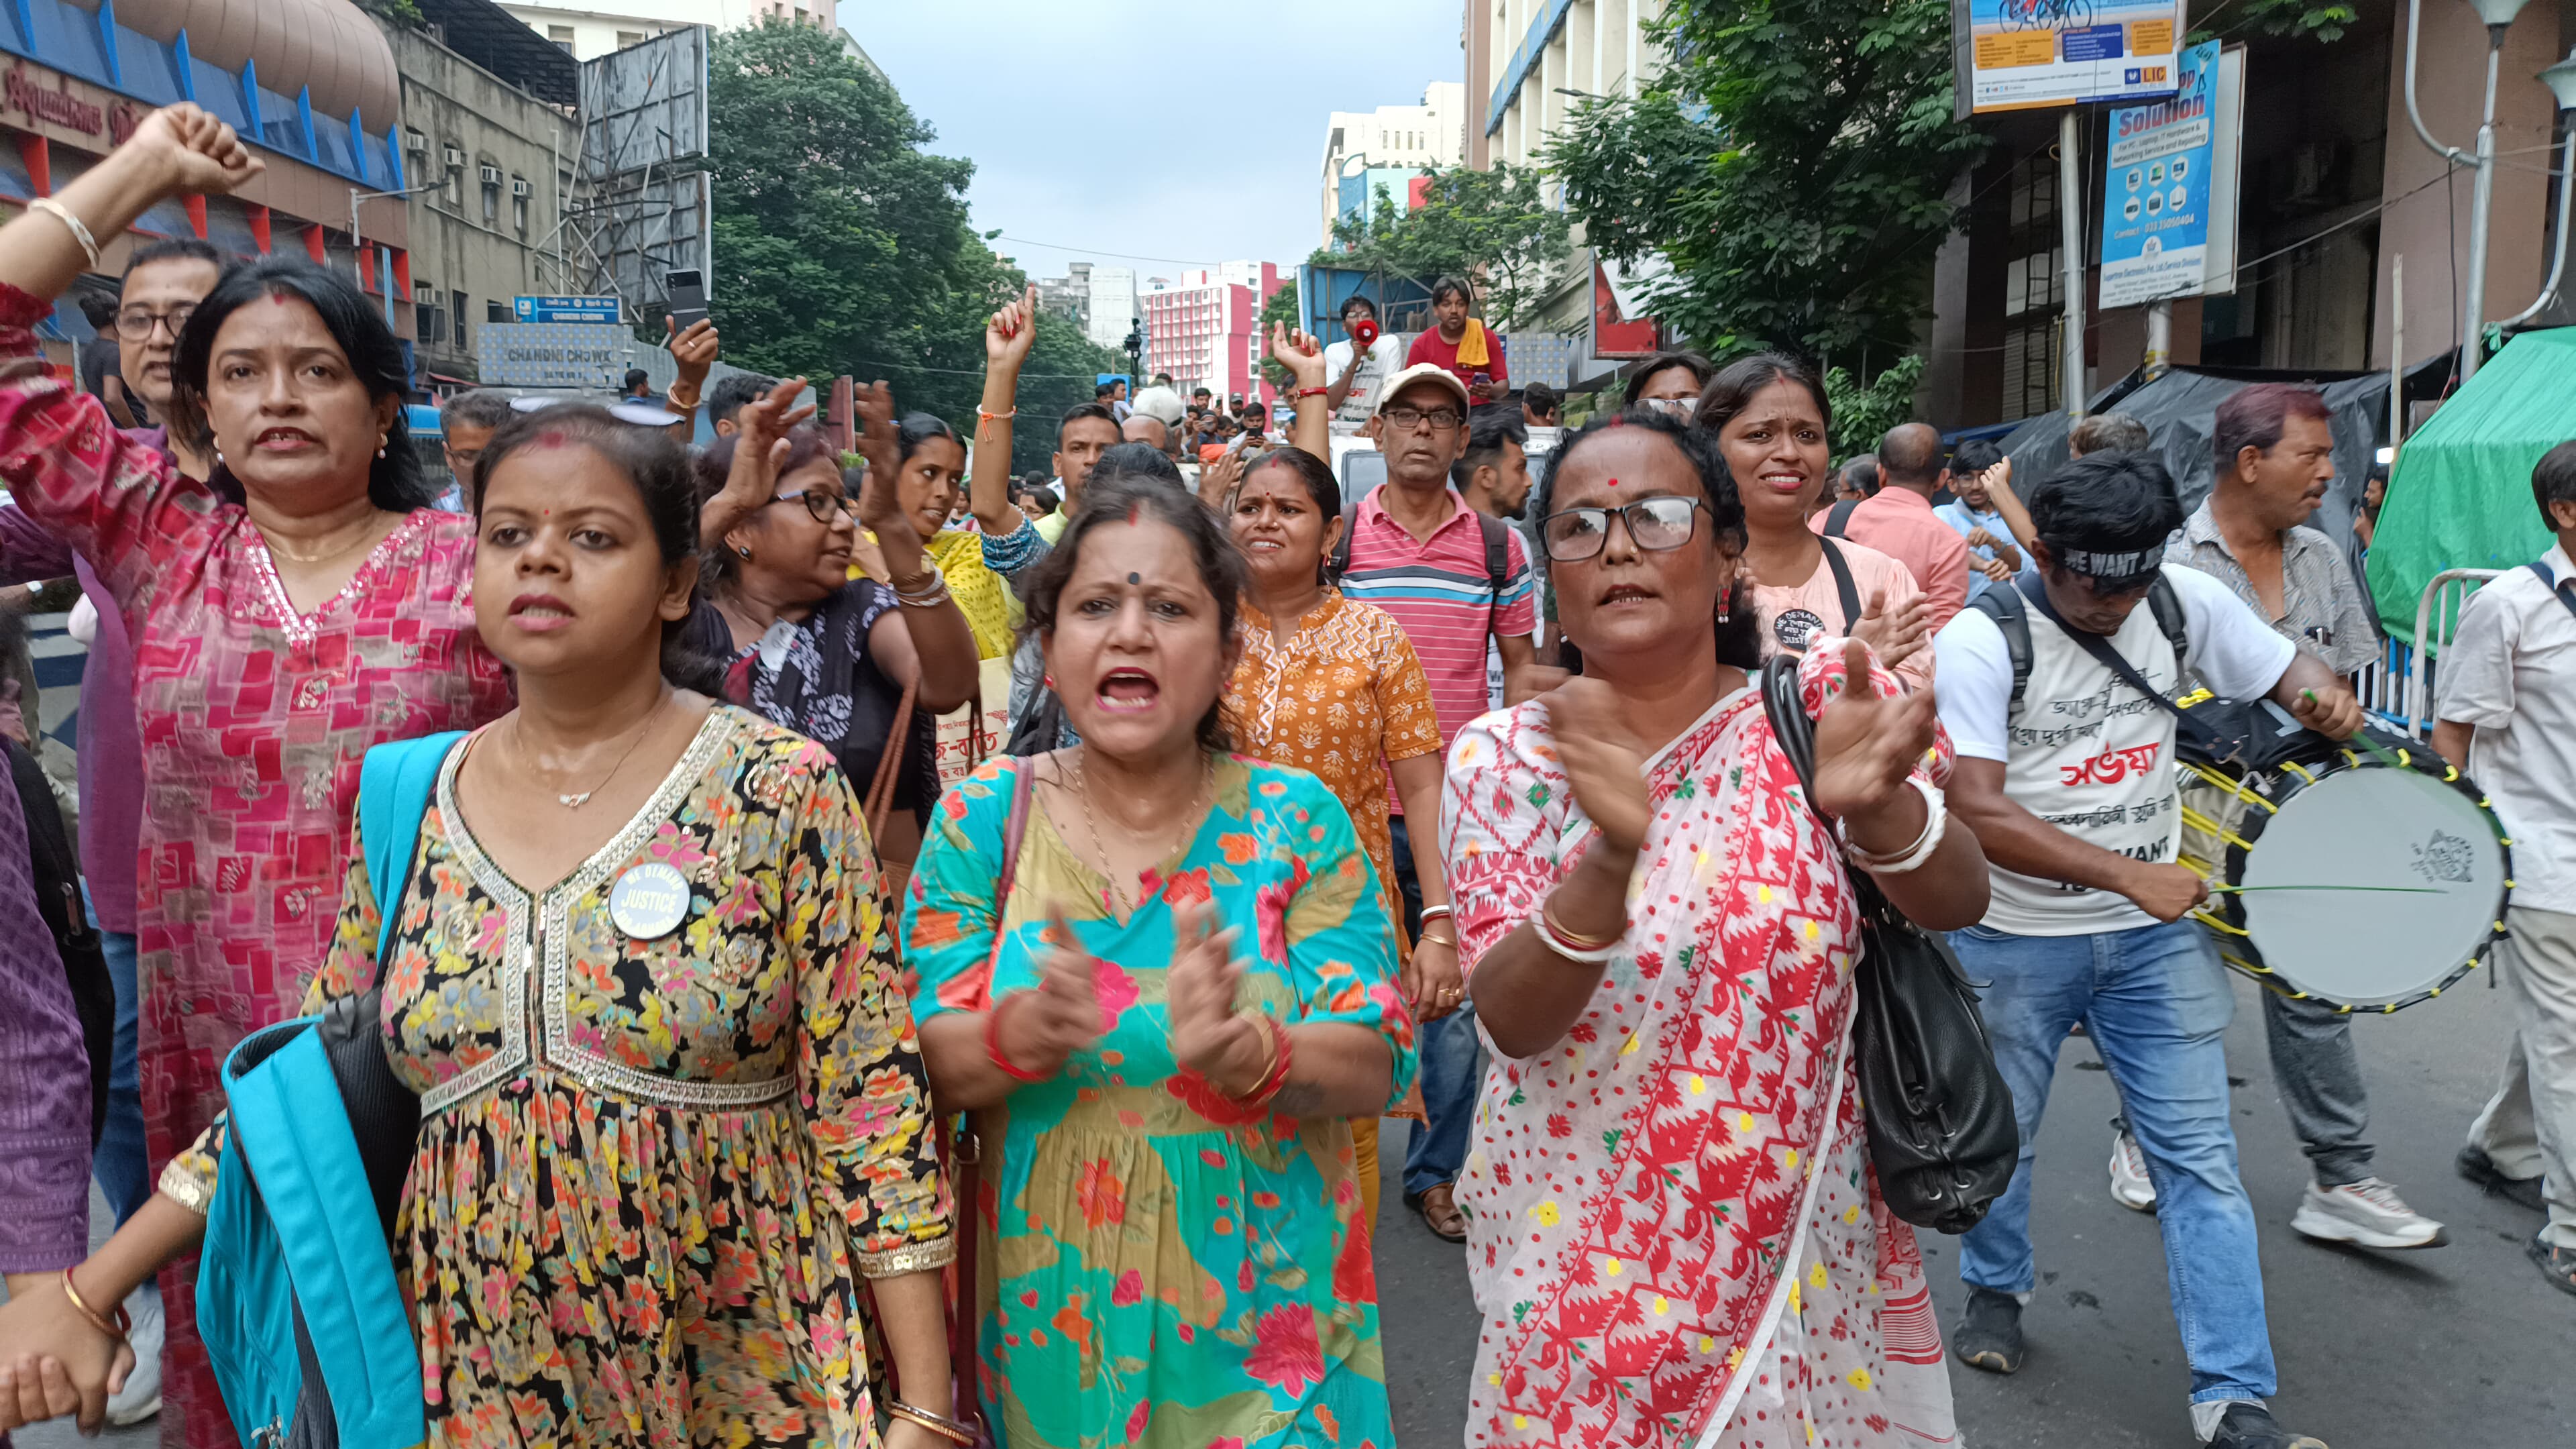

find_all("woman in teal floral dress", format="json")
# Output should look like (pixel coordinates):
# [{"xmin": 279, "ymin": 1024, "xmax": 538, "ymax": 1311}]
[{"xmin": 902, "ymin": 476, "xmax": 1416, "ymax": 1449}]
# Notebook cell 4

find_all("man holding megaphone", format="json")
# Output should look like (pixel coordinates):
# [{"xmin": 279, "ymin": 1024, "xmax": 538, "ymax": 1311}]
[{"xmin": 1326, "ymin": 292, "xmax": 1406, "ymax": 436}]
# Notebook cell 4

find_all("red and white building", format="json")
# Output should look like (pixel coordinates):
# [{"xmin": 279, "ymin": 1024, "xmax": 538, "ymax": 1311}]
[{"xmin": 1142, "ymin": 262, "xmax": 1285, "ymax": 405}]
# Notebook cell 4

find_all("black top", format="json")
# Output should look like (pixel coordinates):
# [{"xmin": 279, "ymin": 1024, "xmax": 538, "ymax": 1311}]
[{"xmin": 683, "ymin": 585, "xmax": 936, "ymax": 824}]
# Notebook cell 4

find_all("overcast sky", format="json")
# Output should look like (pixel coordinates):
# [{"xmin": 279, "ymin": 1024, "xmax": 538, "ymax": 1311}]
[{"xmin": 853, "ymin": 0, "xmax": 1466, "ymax": 283}]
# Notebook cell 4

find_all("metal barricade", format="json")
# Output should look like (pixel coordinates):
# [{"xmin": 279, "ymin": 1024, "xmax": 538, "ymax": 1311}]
[{"xmin": 2399, "ymin": 568, "xmax": 2503, "ymax": 739}]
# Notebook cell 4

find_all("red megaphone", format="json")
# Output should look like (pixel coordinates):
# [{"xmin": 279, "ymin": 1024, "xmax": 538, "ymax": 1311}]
[{"xmin": 1350, "ymin": 317, "xmax": 1380, "ymax": 348}]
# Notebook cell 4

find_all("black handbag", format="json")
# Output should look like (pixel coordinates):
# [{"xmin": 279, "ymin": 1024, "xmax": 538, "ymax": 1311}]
[{"xmin": 1758, "ymin": 657, "xmax": 2017, "ymax": 1234}]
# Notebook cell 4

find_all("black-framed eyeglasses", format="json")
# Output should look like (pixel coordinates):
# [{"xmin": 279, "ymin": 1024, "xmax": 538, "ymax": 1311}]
[
  {"xmin": 772, "ymin": 488, "xmax": 853, "ymax": 523},
  {"xmin": 114, "ymin": 305, "xmax": 195, "ymax": 341},
  {"xmin": 1540, "ymin": 497, "xmax": 1707, "ymax": 561},
  {"xmin": 1380, "ymin": 405, "xmax": 1462, "ymax": 433}
]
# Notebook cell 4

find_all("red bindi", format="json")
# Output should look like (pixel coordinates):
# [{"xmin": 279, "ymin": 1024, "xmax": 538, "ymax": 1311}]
[
  {"xmin": 534, "ymin": 428, "xmax": 570, "ymax": 449},
  {"xmin": 1605, "ymin": 477, "xmax": 1620, "ymax": 489}
]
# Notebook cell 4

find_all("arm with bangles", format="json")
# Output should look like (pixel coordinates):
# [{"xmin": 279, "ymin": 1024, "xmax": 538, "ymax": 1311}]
[
  {"xmin": 660, "ymin": 317, "xmax": 720, "ymax": 444},
  {"xmin": 1389, "ymin": 750, "xmax": 1462, "ymax": 1020},
  {"xmin": 1270, "ymin": 323, "xmax": 1331, "ymax": 464},
  {"xmin": 967, "ymin": 290, "xmax": 1039, "ymax": 539},
  {"xmin": 850, "ymin": 378, "xmax": 977, "ymax": 713}
]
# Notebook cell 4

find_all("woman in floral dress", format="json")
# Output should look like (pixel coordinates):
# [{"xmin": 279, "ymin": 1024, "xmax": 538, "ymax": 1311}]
[
  {"xmin": 5, "ymin": 402, "xmax": 961, "ymax": 1449},
  {"xmin": 902, "ymin": 476, "xmax": 1415, "ymax": 1449},
  {"xmin": 1222, "ymin": 443, "xmax": 1456, "ymax": 1224},
  {"xmin": 1446, "ymin": 412, "xmax": 1990, "ymax": 1449}
]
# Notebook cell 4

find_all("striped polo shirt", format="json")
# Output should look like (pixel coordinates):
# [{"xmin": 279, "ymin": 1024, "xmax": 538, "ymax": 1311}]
[{"xmin": 1338, "ymin": 484, "xmax": 1538, "ymax": 813}]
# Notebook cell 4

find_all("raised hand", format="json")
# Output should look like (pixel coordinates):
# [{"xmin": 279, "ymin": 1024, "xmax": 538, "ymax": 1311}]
[
  {"xmin": 994, "ymin": 904, "xmax": 1108, "ymax": 1078},
  {"xmin": 1269, "ymin": 322, "xmax": 1326, "ymax": 392},
  {"xmin": 1808, "ymin": 638, "xmax": 1937, "ymax": 825},
  {"xmin": 850, "ymin": 380, "xmax": 918, "ymax": 543},
  {"xmin": 125, "ymin": 104, "xmax": 262, "ymax": 197},
  {"xmin": 1195, "ymin": 444, "xmax": 1244, "ymax": 511},
  {"xmin": 1164, "ymin": 898, "xmax": 1265, "ymax": 1091},
  {"xmin": 700, "ymin": 376, "xmax": 814, "ymax": 549},
  {"xmin": 1544, "ymin": 676, "xmax": 1652, "ymax": 859},
  {"xmin": 665, "ymin": 316, "xmax": 719, "ymax": 394},
  {"xmin": 987, "ymin": 286, "xmax": 1039, "ymax": 371},
  {"xmin": 1849, "ymin": 588, "xmax": 1931, "ymax": 669}
]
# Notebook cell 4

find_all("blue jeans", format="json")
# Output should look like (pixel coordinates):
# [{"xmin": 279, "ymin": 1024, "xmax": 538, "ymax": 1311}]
[
  {"xmin": 1391, "ymin": 814, "xmax": 1483, "ymax": 1199},
  {"xmin": 1951, "ymin": 918, "xmax": 2278, "ymax": 1405},
  {"xmin": 85, "ymin": 892, "xmax": 149, "ymax": 1228}
]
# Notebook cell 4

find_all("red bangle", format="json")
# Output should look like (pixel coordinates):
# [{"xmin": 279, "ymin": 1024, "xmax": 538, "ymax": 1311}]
[
  {"xmin": 1231, "ymin": 1015, "xmax": 1294, "ymax": 1106},
  {"xmin": 1290, "ymin": 386, "xmax": 1327, "ymax": 400},
  {"xmin": 983, "ymin": 994, "xmax": 1051, "ymax": 1083}
]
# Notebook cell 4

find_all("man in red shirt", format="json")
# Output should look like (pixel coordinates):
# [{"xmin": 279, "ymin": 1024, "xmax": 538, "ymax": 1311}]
[
  {"xmin": 1403, "ymin": 276, "xmax": 1507, "ymax": 404},
  {"xmin": 1814, "ymin": 421, "xmax": 1972, "ymax": 631}
]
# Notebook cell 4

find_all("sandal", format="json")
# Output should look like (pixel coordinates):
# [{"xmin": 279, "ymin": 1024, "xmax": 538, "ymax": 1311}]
[
  {"xmin": 1415, "ymin": 1182, "xmax": 1468, "ymax": 1243},
  {"xmin": 2531, "ymin": 1234, "xmax": 2576, "ymax": 1297}
]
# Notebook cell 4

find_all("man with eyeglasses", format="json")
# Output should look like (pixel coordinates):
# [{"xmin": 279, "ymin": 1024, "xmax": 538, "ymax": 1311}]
[
  {"xmin": 434, "ymin": 389, "xmax": 515, "ymax": 511},
  {"xmin": 1336, "ymin": 362, "xmax": 1539, "ymax": 1247},
  {"xmin": 1929, "ymin": 449, "xmax": 2359, "ymax": 1449}
]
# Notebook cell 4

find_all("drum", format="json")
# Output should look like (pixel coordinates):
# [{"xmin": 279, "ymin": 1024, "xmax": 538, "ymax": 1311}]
[{"xmin": 2174, "ymin": 694, "xmax": 2513, "ymax": 1012}]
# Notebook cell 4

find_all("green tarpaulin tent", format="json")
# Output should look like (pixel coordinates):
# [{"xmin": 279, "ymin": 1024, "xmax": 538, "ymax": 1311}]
[{"xmin": 2369, "ymin": 328, "xmax": 2576, "ymax": 645}]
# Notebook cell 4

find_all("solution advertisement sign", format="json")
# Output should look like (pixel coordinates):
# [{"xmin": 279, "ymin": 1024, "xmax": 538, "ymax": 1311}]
[
  {"xmin": 2098, "ymin": 40, "xmax": 2218, "ymax": 309},
  {"xmin": 1954, "ymin": 0, "xmax": 2184, "ymax": 114}
]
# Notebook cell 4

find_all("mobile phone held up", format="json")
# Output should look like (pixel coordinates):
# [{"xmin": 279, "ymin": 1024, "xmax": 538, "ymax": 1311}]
[{"xmin": 667, "ymin": 269, "xmax": 709, "ymax": 332}]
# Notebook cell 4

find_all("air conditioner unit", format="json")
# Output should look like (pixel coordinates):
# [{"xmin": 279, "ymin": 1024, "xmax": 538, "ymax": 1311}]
[
  {"xmin": 509, "ymin": 177, "xmax": 531, "ymax": 198},
  {"xmin": 442, "ymin": 145, "xmax": 464, "ymax": 170},
  {"xmin": 405, "ymin": 128, "xmax": 427, "ymax": 156},
  {"xmin": 479, "ymin": 164, "xmax": 502, "ymax": 186},
  {"xmin": 413, "ymin": 281, "xmax": 437, "ymax": 303}
]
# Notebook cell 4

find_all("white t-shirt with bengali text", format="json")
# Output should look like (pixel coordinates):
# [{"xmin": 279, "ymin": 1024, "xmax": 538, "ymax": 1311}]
[
  {"xmin": 1324, "ymin": 335, "xmax": 1407, "ymax": 435},
  {"xmin": 1932, "ymin": 566, "xmax": 2296, "ymax": 936}
]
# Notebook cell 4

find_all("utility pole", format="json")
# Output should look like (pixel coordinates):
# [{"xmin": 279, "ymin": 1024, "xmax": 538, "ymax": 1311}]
[{"xmin": 2059, "ymin": 109, "xmax": 2088, "ymax": 419}]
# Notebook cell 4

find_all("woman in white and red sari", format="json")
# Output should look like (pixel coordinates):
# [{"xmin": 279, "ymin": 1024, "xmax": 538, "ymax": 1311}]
[{"xmin": 1444, "ymin": 409, "xmax": 1992, "ymax": 1449}]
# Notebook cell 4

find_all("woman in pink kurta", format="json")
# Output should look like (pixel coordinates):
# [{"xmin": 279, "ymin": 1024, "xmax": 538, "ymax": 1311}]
[{"xmin": 0, "ymin": 107, "xmax": 513, "ymax": 1447}]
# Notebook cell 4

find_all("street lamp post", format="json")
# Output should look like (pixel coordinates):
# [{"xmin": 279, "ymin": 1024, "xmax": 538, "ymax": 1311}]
[
  {"xmin": 2496, "ymin": 50, "xmax": 2576, "ymax": 332},
  {"xmin": 2402, "ymin": 0, "xmax": 2534, "ymax": 382},
  {"xmin": 348, "ymin": 181, "xmax": 443, "ymax": 292}
]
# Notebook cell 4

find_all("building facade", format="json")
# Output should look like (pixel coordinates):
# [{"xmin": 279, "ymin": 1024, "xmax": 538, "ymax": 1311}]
[
  {"xmin": 0, "ymin": 0, "xmax": 414, "ymax": 368},
  {"xmin": 393, "ymin": 6, "xmax": 581, "ymax": 392},
  {"xmin": 497, "ymin": 0, "xmax": 833, "ymax": 60},
  {"xmin": 1142, "ymin": 263, "xmax": 1284, "ymax": 404},
  {"xmin": 1085, "ymin": 264, "xmax": 1138, "ymax": 353},
  {"xmin": 1916, "ymin": 0, "xmax": 2575, "ymax": 428},
  {"xmin": 1475, "ymin": 1, "xmax": 1662, "ymax": 179},
  {"xmin": 1034, "ymin": 260, "xmax": 1090, "ymax": 333},
  {"xmin": 1320, "ymin": 81, "xmax": 1465, "ymax": 246}
]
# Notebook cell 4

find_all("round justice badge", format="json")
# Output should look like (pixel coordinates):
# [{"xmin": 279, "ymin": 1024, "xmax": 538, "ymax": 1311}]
[{"xmin": 608, "ymin": 862, "xmax": 692, "ymax": 939}]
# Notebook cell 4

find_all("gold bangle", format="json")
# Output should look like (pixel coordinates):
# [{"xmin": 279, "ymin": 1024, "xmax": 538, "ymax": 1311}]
[
  {"xmin": 1540, "ymin": 895, "xmax": 1620, "ymax": 952},
  {"xmin": 888, "ymin": 1399, "xmax": 975, "ymax": 1445},
  {"xmin": 60, "ymin": 1268, "xmax": 127, "ymax": 1342}
]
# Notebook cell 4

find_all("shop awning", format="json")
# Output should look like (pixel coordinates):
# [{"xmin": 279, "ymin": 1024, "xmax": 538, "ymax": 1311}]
[{"xmin": 2367, "ymin": 327, "xmax": 2576, "ymax": 644}]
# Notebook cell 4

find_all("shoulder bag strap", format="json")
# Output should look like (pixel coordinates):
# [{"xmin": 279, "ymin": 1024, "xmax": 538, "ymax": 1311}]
[
  {"xmin": 2531, "ymin": 560, "xmax": 2576, "ymax": 623},
  {"xmin": 358, "ymin": 731, "xmax": 466, "ymax": 968},
  {"xmin": 2012, "ymin": 571, "xmax": 2187, "ymax": 722},
  {"xmin": 1817, "ymin": 536, "xmax": 1863, "ymax": 629},
  {"xmin": 947, "ymin": 760, "xmax": 1036, "ymax": 1440},
  {"xmin": 1824, "ymin": 497, "xmax": 1861, "ymax": 539},
  {"xmin": 865, "ymin": 678, "xmax": 921, "ymax": 846},
  {"xmin": 1477, "ymin": 510, "xmax": 1510, "ymax": 602}
]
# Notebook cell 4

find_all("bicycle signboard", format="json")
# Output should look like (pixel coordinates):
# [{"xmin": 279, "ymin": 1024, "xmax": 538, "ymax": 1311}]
[
  {"xmin": 2098, "ymin": 41, "xmax": 2221, "ymax": 309},
  {"xmin": 1953, "ymin": 0, "xmax": 2184, "ymax": 113}
]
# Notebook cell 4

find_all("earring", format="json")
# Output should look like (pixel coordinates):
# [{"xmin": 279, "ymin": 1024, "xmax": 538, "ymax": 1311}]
[
  {"xmin": 377, "ymin": 435, "xmax": 388, "ymax": 458},
  {"xmin": 733, "ymin": 544, "xmax": 753, "ymax": 560}
]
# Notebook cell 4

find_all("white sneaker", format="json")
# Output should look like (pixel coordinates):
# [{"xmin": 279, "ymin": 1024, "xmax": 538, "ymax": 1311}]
[
  {"xmin": 2290, "ymin": 1177, "xmax": 2449, "ymax": 1250},
  {"xmin": 2108, "ymin": 1129, "xmax": 2157, "ymax": 1212},
  {"xmin": 107, "ymin": 1283, "xmax": 162, "ymax": 1425}
]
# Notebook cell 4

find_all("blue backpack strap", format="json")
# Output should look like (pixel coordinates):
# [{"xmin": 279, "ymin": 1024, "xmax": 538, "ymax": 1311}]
[
  {"xmin": 358, "ymin": 732, "xmax": 465, "ymax": 965},
  {"xmin": 209, "ymin": 1026, "xmax": 427, "ymax": 1449}
]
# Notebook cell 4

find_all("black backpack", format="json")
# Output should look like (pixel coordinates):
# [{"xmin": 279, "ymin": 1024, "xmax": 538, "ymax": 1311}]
[
  {"xmin": 1968, "ymin": 571, "xmax": 2190, "ymax": 711},
  {"xmin": 1329, "ymin": 504, "xmax": 1513, "ymax": 610}
]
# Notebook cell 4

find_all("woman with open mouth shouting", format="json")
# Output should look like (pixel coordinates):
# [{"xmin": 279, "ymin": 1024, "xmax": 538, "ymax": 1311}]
[
  {"xmin": 1444, "ymin": 409, "xmax": 1990, "ymax": 1449},
  {"xmin": 1694, "ymin": 353, "xmax": 1938, "ymax": 693},
  {"xmin": 901, "ymin": 474, "xmax": 1417, "ymax": 1449}
]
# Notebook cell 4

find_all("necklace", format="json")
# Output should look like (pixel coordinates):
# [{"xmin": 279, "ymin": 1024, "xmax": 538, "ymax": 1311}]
[
  {"xmin": 264, "ymin": 515, "xmax": 388, "ymax": 567},
  {"xmin": 1073, "ymin": 749, "xmax": 1214, "ymax": 916},
  {"xmin": 513, "ymin": 700, "xmax": 667, "ymax": 810}
]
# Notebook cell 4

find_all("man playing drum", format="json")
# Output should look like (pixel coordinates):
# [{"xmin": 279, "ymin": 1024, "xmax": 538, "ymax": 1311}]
[
  {"xmin": 2133, "ymin": 384, "xmax": 2447, "ymax": 1250},
  {"xmin": 2434, "ymin": 438, "xmax": 2576, "ymax": 1297},
  {"xmin": 1930, "ymin": 450, "xmax": 2363, "ymax": 1449}
]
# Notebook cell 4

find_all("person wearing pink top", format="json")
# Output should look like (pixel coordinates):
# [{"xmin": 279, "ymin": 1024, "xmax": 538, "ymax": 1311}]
[
  {"xmin": 1814, "ymin": 421, "xmax": 1973, "ymax": 633},
  {"xmin": 1690, "ymin": 354, "xmax": 1937, "ymax": 692}
]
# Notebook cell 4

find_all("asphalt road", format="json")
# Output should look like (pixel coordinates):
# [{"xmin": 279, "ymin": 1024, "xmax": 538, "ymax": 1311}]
[
  {"xmin": 17, "ymin": 971, "xmax": 2567, "ymax": 1449},
  {"xmin": 1377, "ymin": 967, "xmax": 2573, "ymax": 1448}
]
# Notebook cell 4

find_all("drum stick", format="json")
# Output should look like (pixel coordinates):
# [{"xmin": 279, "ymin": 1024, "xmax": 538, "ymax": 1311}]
[
  {"xmin": 2302, "ymin": 690, "xmax": 2404, "ymax": 767},
  {"xmin": 2208, "ymin": 884, "xmax": 2440, "ymax": 894}
]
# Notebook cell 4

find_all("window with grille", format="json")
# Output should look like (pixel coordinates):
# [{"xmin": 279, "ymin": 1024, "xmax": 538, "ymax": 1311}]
[{"xmin": 2000, "ymin": 148, "xmax": 2065, "ymax": 421}]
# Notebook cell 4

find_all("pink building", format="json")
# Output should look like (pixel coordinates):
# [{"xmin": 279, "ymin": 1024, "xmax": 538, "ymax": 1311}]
[{"xmin": 1143, "ymin": 262, "xmax": 1284, "ymax": 405}]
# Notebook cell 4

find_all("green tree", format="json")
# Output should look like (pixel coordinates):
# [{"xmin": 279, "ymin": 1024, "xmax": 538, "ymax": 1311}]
[
  {"xmin": 1317, "ymin": 164, "xmax": 1570, "ymax": 331},
  {"xmin": 1545, "ymin": 0, "xmax": 1985, "ymax": 368},
  {"xmin": 705, "ymin": 22, "xmax": 1121, "ymax": 468},
  {"xmin": 1823, "ymin": 354, "xmax": 1926, "ymax": 458},
  {"xmin": 1256, "ymin": 279, "xmax": 1299, "ymax": 388}
]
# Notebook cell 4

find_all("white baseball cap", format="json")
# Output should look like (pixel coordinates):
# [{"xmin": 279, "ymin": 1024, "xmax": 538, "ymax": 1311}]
[{"xmin": 1371, "ymin": 362, "xmax": 1471, "ymax": 418}]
